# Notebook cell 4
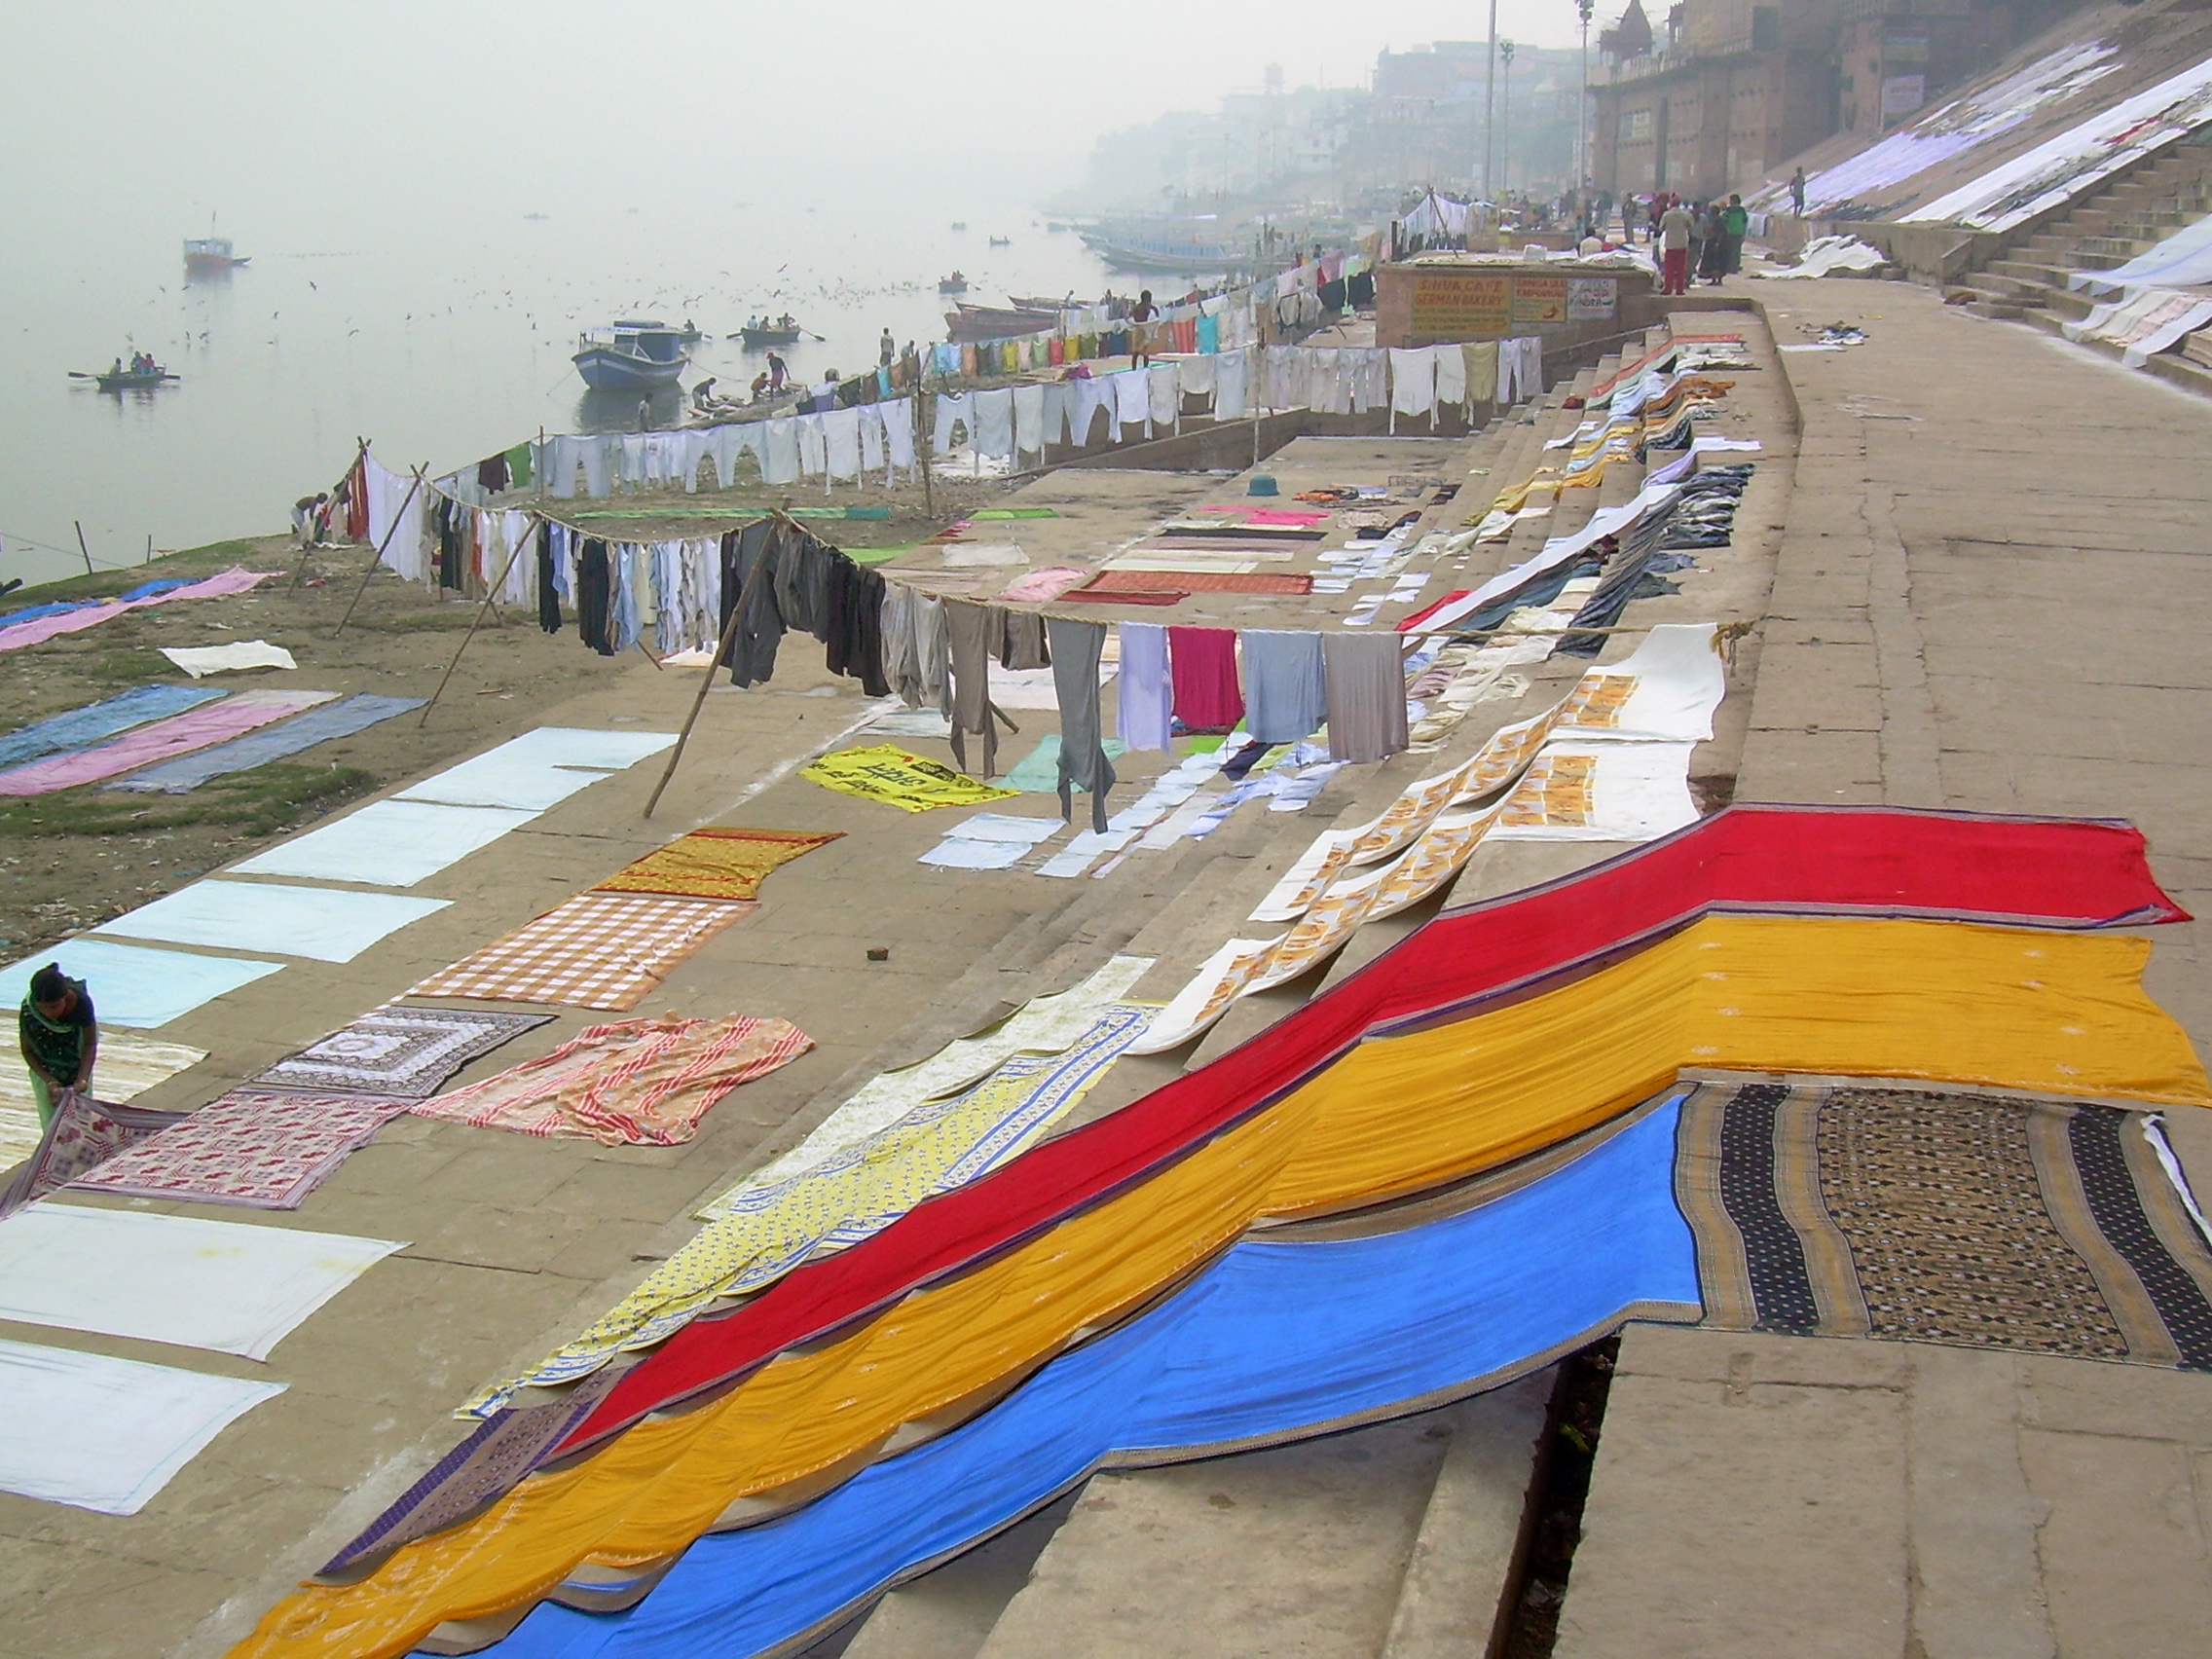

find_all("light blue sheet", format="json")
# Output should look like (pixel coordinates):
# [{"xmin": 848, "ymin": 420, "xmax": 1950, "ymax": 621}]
[
  {"xmin": 0, "ymin": 685, "xmax": 227, "ymax": 771},
  {"xmin": 0, "ymin": 939, "xmax": 282, "ymax": 1029},
  {"xmin": 92, "ymin": 879, "xmax": 449, "ymax": 964},
  {"xmin": 397, "ymin": 728, "xmax": 676, "ymax": 812},
  {"xmin": 1002, "ymin": 733, "xmax": 1128, "ymax": 793},
  {"xmin": 104, "ymin": 693, "xmax": 424, "ymax": 793},
  {"xmin": 491, "ymin": 1098, "xmax": 1700, "ymax": 1658},
  {"xmin": 230, "ymin": 799, "xmax": 539, "ymax": 887}
]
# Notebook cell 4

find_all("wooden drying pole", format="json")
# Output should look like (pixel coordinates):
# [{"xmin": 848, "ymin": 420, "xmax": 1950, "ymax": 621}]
[
  {"xmin": 292, "ymin": 437, "xmax": 367, "ymax": 592},
  {"xmin": 643, "ymin": 519, "xmax": 776, "ymax": 819},
  {"xmin": 333, "ymin": 464, "xmax": 427, "ymax": 639},
  {"xmin": 417, "ymin": 517, "xmax": 545, "ymax": 726},
  {"xmin": 72, "ymin": 521, "xmax": 93, "ymax": 576}
]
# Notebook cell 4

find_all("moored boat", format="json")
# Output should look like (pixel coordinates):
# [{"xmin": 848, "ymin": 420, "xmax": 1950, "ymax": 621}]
[
  {"xmin": 572, "ymin": 320, "xmax": 690, "ymax": 391},
  {"xmin": 945, "ymin": 302, "xmax": 1060, "ymax": 343},
  {"xmin": 183, "ymin": 236, "xmax": 249, "ymax": 275}
]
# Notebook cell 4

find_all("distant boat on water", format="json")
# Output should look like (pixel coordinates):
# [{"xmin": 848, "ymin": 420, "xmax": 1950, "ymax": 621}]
[
  {"xmin": 988, "ymin": 235, "xmax": 1012, "ymax": 247},
  {"xmin": 938, "ymin": 272, "xmax": 969, "ymax": 294},
  {"xmin": 950, "ymin": 221, "xmax": 968, "ymax": 232},
  {"xmin": 71, "ymin": 356, "xmax": 178, "ymax": 393},
  {"xmin": 184, "ymin": 236, "xmax": 248, "ymax": 275},
  {"xmin": 572, "ymin": 320, "xmax": 690, "ymax": 391}
]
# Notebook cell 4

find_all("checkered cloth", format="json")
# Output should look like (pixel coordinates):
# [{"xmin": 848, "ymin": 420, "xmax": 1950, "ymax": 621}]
[{"xmin": 408, "ymin": 894, "xmax": 755, "ymax": 1011}]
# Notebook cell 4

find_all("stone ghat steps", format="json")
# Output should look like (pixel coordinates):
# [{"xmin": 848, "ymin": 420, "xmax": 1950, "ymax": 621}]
[{"xmin": 1941, "ymin": 135, "xmax": 2212, "ymax": 398}]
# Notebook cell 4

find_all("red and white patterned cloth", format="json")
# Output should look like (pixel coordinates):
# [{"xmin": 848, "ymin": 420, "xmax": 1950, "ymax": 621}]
[
  {"xmin": 407, "ymin": 893, "xmax": 755, "ymax": 1011},
  {"xmin": 410, "ymin": 1014, "xmax": 813, "ymax": 1145},
  {"xmin": 68, "ymin": 1090, "xmax": 408, "ymax": 1209}
]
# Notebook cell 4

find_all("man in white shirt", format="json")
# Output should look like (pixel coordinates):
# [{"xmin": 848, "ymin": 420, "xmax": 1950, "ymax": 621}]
[{"xmin": 1657, "ymin": 197, "xmax": 1694, "ymax": 295}]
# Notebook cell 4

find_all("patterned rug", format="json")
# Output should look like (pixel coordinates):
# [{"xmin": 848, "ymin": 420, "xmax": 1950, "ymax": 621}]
[
  {"xmin": 591, "ymin": 828, "xmax": 841, "ymax": 903},
  {"xmin": 410, "ymin": 1014, "xmax": 812, "ymax": 1146},
  {"xmin": 0, "ymin": 1093, "xmax": 189, "ymax": 1217},
  {"xmin": 315, "ymin": 1365, "xmax": 630, "ymax": 1581},
  {"xmin": 1678, "ymin": 1082, "xmax": 2212, "ymax": 1369},
  {"xmin": 407, "ymin": 894, "xmax": 755, "ymax": 1011},
  {"xmin": 251, "ymin": 1008, "xmax": 553, "ymax": 1100},
  {"xmin": 69, "ymin": 1089, "xmax": 411, "ymax": 1209}
]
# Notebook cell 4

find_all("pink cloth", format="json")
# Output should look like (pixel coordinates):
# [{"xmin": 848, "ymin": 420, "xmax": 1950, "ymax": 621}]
[
  {"xmin": 0, "ymin": 568, "xmax": 275, "ymax": 653},
  {"xmin": 995, "ymin": 567, "xmax": 1090, "ymax": 603},
  {"xmin": 1168, "ymin": 626, "xmax": 1244, "ymax": 730},
  {"xmin": 0, "ymin": 688, "xmax": 334, "ymax": 795}
]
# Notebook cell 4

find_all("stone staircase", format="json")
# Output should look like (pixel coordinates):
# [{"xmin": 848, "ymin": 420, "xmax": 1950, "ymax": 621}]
[
  {"xmin": 784, "ymin": 340, "xmax": 1687, "ymax": 1659},
  {"xmin": 1945, "ymin": 132, "xmax": 2212, "ymax": 397}
]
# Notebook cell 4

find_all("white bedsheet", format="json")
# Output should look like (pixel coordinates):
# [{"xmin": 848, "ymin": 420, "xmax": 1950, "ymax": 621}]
[
  {"xmin": 0, "ymin": 1337, "xmax": 285, "ymax": 1514},
  {"xmin": 0, "ymin": 1204, "xmax": 404, "ymax": 1360}
]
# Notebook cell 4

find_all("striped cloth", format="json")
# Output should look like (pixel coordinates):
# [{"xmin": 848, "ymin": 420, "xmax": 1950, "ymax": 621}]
[
  {"xmin": 407, "ymin": 893, "xmax": 753, "ymax": 1011},
  {"xmin": 410, "ymin": 1014, "xmax": 812, "ymax": 1145}
]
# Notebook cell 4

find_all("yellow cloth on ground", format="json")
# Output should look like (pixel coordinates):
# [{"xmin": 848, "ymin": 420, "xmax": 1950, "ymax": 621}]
[
  {"xmin": 591, "ymin": 828, "xmax": 842, "ymax": 903},
  {"xmin": 802, "ymin": 745, "xmax": 1019, "ymax": 812},
  {"xmin": 234, "ymin": 916, "xmax": 2208, "ymax": 1659},
  {"xmin": 0, "ymin": 1035, "xmax": 205, "ymax": 1167}
]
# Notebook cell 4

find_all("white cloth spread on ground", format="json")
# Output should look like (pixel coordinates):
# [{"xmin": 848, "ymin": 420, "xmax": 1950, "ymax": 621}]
[
  {"xmin": 159, "ymin": 641, "xmax": 298, "ymax": 678},
  {"xmin": 233, "ymin": 800, "xmax": 542, "ymax": 887},
  {"xmin": 0, "ymin": 1337, "xmax": 286, "ymax": 1515},
  {"xmin": 0, "ymin": 1204, "xmax": 403, "ymax": 1359},
  {"xmin": 93, "ymin": 879, "xmax": 449, "ymax": 964}
]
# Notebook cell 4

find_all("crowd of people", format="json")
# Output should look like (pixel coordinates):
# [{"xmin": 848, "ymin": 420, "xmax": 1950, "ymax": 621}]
[{"xmin": 1615, "ymin": 192, "xmax": 1753, "ymax": 295}]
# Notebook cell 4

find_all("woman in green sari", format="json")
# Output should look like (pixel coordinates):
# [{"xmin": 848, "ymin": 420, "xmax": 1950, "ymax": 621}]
[{"xmin": 18, "ymin": 963, "xmax": 96, "ymax": 1129}]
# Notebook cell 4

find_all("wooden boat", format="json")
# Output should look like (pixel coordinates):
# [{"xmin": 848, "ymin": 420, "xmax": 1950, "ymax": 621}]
[
  {"xmin": 938, "ymin": 272, "xmax": 969, "ymax": 294},
  {"xmin": 72, "ymin": 364, "xmax": 178, "ymax": 392},
  {"xmin": 945, "ymin": 302, "xmax": 1059, "ymax": 343},
  {"xmin": 572, "ymin": 320, "xmax": 690, "ymax": 391},
  {"xmin": 735, "ymin": 321, "xmax": 803, "ymax": 347},
  {"xmin": 988, "ymin": 236, "xmax": 1012, "ymax": 247}
]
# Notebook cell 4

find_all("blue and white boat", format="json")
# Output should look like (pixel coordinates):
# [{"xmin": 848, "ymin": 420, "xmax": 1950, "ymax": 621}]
[{"xmin": 572, "ymin": 320, "xmax": 690, "ymax": 391}]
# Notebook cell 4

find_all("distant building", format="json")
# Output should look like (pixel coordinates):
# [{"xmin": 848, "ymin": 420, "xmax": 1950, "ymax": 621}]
[{"xmin": 1585, "ymin": 0, "xmax": 2084, "ymax": 201}]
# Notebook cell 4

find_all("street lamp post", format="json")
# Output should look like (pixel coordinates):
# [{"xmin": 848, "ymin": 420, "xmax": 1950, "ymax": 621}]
[
  {"xmin": 1576, "ymin": 0, "xmax": 1595, "ymax": 188},
  {"xmin": 1498, "ymin": 40, "xmax": 1516, "ymax": 198},
  {"xmin": 1482, "ymin": 0, "xmax": 1499, "ymax": 203}
]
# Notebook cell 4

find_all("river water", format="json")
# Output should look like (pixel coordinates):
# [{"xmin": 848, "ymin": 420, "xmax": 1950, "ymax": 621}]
[{"xmin": 0, "ymin": 189, "xmax": 1115, "ymax": 591}]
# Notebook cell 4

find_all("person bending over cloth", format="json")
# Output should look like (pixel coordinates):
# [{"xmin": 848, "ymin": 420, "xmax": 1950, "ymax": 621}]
[{"xmin": 18, "ymin": 963, "xmax": 96, "ymax": 1129}]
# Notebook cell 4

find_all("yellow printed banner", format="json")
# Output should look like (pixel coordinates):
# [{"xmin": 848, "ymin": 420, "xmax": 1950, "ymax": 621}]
[{"xmin": 801, "ymin": 745, "xmax": 1018, "ymax": 812}]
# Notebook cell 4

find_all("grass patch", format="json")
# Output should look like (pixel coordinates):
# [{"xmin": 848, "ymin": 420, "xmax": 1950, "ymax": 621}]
[{"xmin": 0, "ymin": 763, "xmax": 378, "ymax": 839}]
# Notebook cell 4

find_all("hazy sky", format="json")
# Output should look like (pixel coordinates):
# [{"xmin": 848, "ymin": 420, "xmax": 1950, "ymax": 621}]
[{"xmin": 3, "ymin": 0, "xmax": 1587, "ymax": 233}]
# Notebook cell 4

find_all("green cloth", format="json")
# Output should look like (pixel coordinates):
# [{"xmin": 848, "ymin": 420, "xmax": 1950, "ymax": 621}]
[
  {"xmin": 841, "ymin": 545, "xmax": 914, "ymax": 565},
  {"xmin": 1721, "ymin": 204, "xmax": 1749, "ymax": 237},
  {"xmin": 1004, "ymin": 733, "xmax": 1127, "ymax": 793},
  {"xmin": 504, "ymin": 442, "xmax": 534, "ymax": 489}
]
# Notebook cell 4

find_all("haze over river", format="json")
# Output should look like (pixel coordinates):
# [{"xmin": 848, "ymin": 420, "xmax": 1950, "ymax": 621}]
[{"xmin": 0, "ymin": 192, "xmax": 1114, "ymax": 590}]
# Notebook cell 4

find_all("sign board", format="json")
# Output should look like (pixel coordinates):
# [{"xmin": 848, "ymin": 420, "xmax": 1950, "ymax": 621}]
[
  {"xmin": 1511, "ymin": 276, "xmax": 1569, "ymax": 327},
  {"xmin": 1566, "ymin": 276, "xmax": 1619, "ymax": 321},
  {"xmin": 1411, "ymin": 271, "xmax": 1512, "ymax": 337},
  {"xmin": 1881, "ymin": 73, "xmax": 1927, "ymax": 116}
]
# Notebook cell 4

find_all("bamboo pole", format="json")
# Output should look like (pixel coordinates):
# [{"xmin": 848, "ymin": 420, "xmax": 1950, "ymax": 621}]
[
  {"xmin": 417, "ymin": 518, "xmax": 542, "ymax": 726},
  {"xmin": 334, "ymin": 464, "xmax": 426, "ymax": 639},
  {"xmin": 72, "ymin": 521, "xmax": 93, "ymax": 576},
  {"xmin": 643, "ymin": 524, "xmax": 773, "ymax": 820}
]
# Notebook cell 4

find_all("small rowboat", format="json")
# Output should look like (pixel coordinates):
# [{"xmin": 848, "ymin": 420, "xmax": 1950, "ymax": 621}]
[
  {"xmin": 938, "ymin": 272, "xmax": 969, "ymax": 294},
  {"xmin": 72, "ymin": 367, "xmax": 179, "ymax": 392},
  {"xmin": 735, "ymin": 323, "xmax": 803, "ymax": 347}
]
